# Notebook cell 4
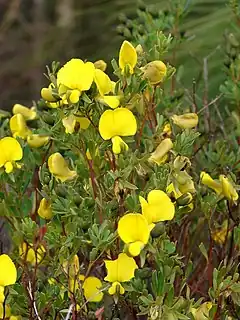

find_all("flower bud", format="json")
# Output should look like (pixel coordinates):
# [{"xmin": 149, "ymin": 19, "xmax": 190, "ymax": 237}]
[
  {"xmin": 41, "ymin": 87, "xmax": 57, "ymax": 102},
  {"xmin": 176, "ymin": 192, "xmax": 193, "ymax": 206},
  {"xmin": 150, "ymin": 222, "xmax": 165, "ymax": 238},
  {"xmin": 142, "ymin": 60, "xmax": 167, "ymax": 84},
  {"xmin": 38, "ymin": 198, "xmax": 52, "ymax": 220},
  {"xmin": 94, "ymin": 59, "xmax": 107, "ymax": 72},
  {"xmin": 172, "ymin": 113, "xmax": 198, "ymax": 129}
]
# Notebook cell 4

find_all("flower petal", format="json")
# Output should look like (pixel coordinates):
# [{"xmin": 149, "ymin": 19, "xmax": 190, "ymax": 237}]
[
  {"xmin": 119, "ymin": 41, "xmax": 137, "ymax": 74},
  {"xmin": 12, "ymin": 104, "xmax": 37, "ymax": 120},
  {"xmin": 0, "ymin": 254, "xmax": 17, "ymax": 287},
  {"xmin": 0, "ymin": 137, "xmax": 23, "ymax": 169},
  {"xmin": 94, "ymin": 69, "xmax": 112, "ymax": 96},
  {"xmin": 83, "ymin": 277, "xmax": 103, "ymax": 302}
]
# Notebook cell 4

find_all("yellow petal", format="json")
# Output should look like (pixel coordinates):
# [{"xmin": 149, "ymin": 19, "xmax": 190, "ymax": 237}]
[
  {"xmin": 82, "ymin": 276, "xmax": 103, "ymax": 302},
  {"xmin": 4, "ymin": 162, "xmax": 13, "ymax": 173},
  {"xmin": 38, "ymin": 198, "xmax": 52, "ymax": 220},
  {"xmin": 41, "ymin": 87, "xmax": 57, "ymax": 102},
  {"xmin": 101, "ymin": 96, "xmax": 120, "ymax": 109},
  {"xmin": 94, "ymin": 69, "xmax": 112, "ymax": 96},
  {"xmin": 0, "ymin": 304, "xmax": 11, "ymax": 318},
  {"xmin": 12, "ymin": 104, "xmax": 37, "ymax": 120},
  {"xmin": 128, "ymin": 241, "xmax": 144, "ymax": 257},
  {"xmin": 10, "ymin": 114, "xmax": 31, "ymax": 139},
  {"xmin": 140, "ymin": 190, "xmax": 175, "ymax": 224},
  {"xmin": 0, "ymin": 286, "xmax": 4, "ymax": 303},
  {"xmin": 149, "ymin": 138, "xmax": 173, "ymax": 165},
  {"xmin": 63, "ymin": 255, "xmax": 79, "ymax": 278},
  {"xmin": 111, "ymin": 136, "xmax": 128, "ymax": 154},
  {"xmin": 0, "ymin": 137, "xmax": 23, "ymax": 171},
  {"xmin": 118, "ymin": 213, "xmax": 150, "ymax": 245},
  {"xmin": 94, "ymin": 60, "xmax": 107, "ymax": 72},
  {"xmin": 57, "ymin": 59, "xmax": 95, "ymax": 92},
  {"xmin": 172, "ymin": 113, "xmax": 198, "ymax": 129},
  {"xmin": 69, "ymin": 89, "xmax": 81, "ymax": 104},
  {"xmin": 75, "ymin": 116, "xmax": 90, "ymax": 130},
  {"xmin": 62, "ymin": 115, "xmax": 76, "ymax": 134},
  {"xmin": 0, "ymin": 254, "xmax": 17, "ymax": 287},
  {"xmin": 142, "ymin": 60, "xmax": 167, "ymax": 84},
  {"xmin": 166, "ymin": 183, "xmax": 182, "ymax": 199},
  {"xmin": 19, "ymin": 243, "xmax": 45, "ymax": 265},
  {"xmin": 219, "ymin": 175, "xmax": 238, "ymax": 201},
  {"xmin": 119, "ymin": 40, "xmax": 137, "ymax": 74},
  {"xmin": 27, "ymin": 135, "xmax": 50, "ymax": 148},
  {"xmin": 104, "ymin": 253, "xmax": 138, "ymax": 283},
  {"xmin": 200, "ymin": 172, "xmax": 222, "ymax": 194},
  {"xmin": 48, "ymin": 152, "xmax": 77, "ymax": 182},
  {"xmin": 108, "ymin": 281, "xmax": 125, "ymax": 295},
  {"xmin": 99, "ymin": 108, "xmax": 137, "ymax": 140}
]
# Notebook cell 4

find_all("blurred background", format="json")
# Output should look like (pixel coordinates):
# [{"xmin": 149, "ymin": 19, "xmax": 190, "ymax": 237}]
[{"xmin": 0, "ymin": 0, "xmax": 232, "ymax": 109}]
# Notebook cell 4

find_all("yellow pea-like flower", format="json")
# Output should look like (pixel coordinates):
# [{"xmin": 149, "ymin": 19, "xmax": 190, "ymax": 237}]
[
  {"xmin": 219, "ymin": 175, "xmax": 238, "ymax": 201},
  {"xmin": 0, "ymin": 137, "xmax": 23, "ymax": 173},
  {"xmin": 139, "ymin": 190, "xmax": 175, "ymax": 226},
  {"xmin": 104, "ymin": 253, "xmax": 138, "ymax": 295},
  {"xmin": 27, "ymin": 135, "xmax": 50, "ymax": 148},
  {"xmin": 12, "ymin": 104, "xmax": 37, "ymax": 121},
  {"xmin": 38, "ymin": 198, "xmax": 52, "ymax": 220},
  {"xmin": 99, "ymin": 108, "xmax": 137, "ymax": 154},
  {"xmin": 57, "ymin": 59, "xmax": 95, "ymax": 103},
  {"xmin": 118, "ymin": 213, "xmax": 150, "ymax": 256},
  {"xmin": 48, "ymin": 152, "xmax": 77, "ymax": 182},
  {"xmin": 119, "ymin": 40, "xmax": 137, "ymax": 74},
  {"xmin": 142, "ymin": 60, "xmax": 167, "ymax": 84},
  {"xmin": 149, "ymin": 138, "xmax": 173, "ymax": 165},
  {"xmin": 10, "ymin": 114, "xmax": 31, "ymax": 140},
  {"xmin": 172, "ymin": 113, "xmax": 198, "ymax": 129},
  {"xmin": 0, "ymin": 254, "xmax": 17, "ymax": 287}
]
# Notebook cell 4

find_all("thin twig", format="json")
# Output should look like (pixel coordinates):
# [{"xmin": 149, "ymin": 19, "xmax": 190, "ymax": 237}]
[{"xmin": 27, "ymin": 281, "xmax": 42, "ymax": 320}]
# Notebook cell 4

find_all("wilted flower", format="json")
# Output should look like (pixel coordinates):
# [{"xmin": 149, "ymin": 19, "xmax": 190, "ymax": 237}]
[
  {"xmin": 174, "ymin": 170, "xmax": 196, "ymax": 194},
  {"xmin": 149, "ymin": 138, "xmax": 173, "ymax": 165},
  {"xmin": 201, "ymin": 172, "xmax": 238, "ymax": 202},
  {"xmin": 172, "ymin": 113, "xmax": 198, "ymax": 129},
  {"xmin": 135, "ymin": 44, "xmax": 143, "ymax": 55},
  {"xmin": 27, "ymin": 135, "xmax": 50, "ymax": 148},
  {"xmin": 104, "ymin": 253, "xmax": 138, "ymax": 295},
  {"xmin": 63, "ymin": 254, "xmax": 79, "ymax": 278},
  {"xmin": 57, "ymin": 58, "xmax": 95, "ymax": 103},
  {"xmin": 142, "ymin": 60, "xmax": 167, "ymax": 84},
  {"xmin": 94, "ymin": 59, "xmax": 107, "ymax": 72},
  {"xmin": 139, "ymin": 190, "xmax": 175, "ymax": 227},
  {"xmin": 99, "ymin": 108, "xmax": 137, "ymax": 154},
  {"xmin": 48, "ymin": 153, "xmax": 77, "ymax": 182},
  {"xmin": 119, "ymin": 40, "xmax": 137, "ymax": 74},
  {"xmin": 12, "ymin": 104, "xmax": 37, "ymax": 121},
  {"xmin": 0, "ymin": 254, "xmax": 17, "ymax": 287},
  {"xmin": 191, "ymin": 302, "xmax": 212, "ymax": 320},
  {"xmin": 19, "ymin": 243, "xmax": 45, "ymax": 265},
  {"xmin": 94, "ymin": 69, "xmax": 120, "ymax": 109},
  {"xmin": 62, "ymin": 114, "xmax": 90, "ymax": 134},
  {"xmin": 0, "ymin": 137, "xmax": 23, "ymax": 173},
  {"xmin": 38, "ymin": 198, "xmax": 52, "ymax": 220},
  {"xmin": 10, "ymin": 114, "xmax": 31, "ymax": 139},
  {"xmin": 118, "ymin": 213, "xmax": 150, "ymax": 256},
  {"xmin": 211, "ymin": 220, "xmax": 228, "ymax": 245}
]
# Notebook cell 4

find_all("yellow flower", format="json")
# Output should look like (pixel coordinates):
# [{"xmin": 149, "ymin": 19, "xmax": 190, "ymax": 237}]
[
  {"xmin": 62, "ymin": 114, "xmax": 90, "ymax": 134},
  {"xmin": 0, "ymin": 287, "xmax": 4, "ymax": 303},
  {"xmin": 118, "ymin": 213, "xmax": 150, "ymax": 256},
  {"xmin": 219, "ymin": 175, "xmax": 238, "ymax": 201},
  {"xmin": 12, "ymin": 104, "xmax": 37, "ymax": 121},
  {"xmin": 38, "ymin": 198, "xmax": 52, "ymax": 220},
  {"xmin": 10, "ymin": 114, "xmax": 31, "ymax": 139},
  {"xmin": 172, "ymin": 113, "xmax": 198, "ymax": 129},
  {"xmin": 63, "ymin": 254, "xmax": 79, "ymax": 278},
  {"xmin": 191, "ymin": 302, "xmax": 212, "ymax": 320},
  {"xmin": 41, "ymin": 85, "xmax": 58, "ymax": 102},
  {"xmin": 201, "ymin": 172, "xmax": 222, "ymax": 194},
  {"xmin": 174, "ymin": 171, "xmax": 196, "ymax": 194},
  {"xmin": 57, "ymin": 59, "xmax": 95, "ymax": 103},
  {"xmin": 19, "ymin": 243, "xmax": 45, "ymax": 265},
  {"xmin": 163, "ymin": 123, "xmax": 172, "ymax": 136},
  {"xmin": 119, "ymin": 40, "xmax": 137, "ymax": 74},
  {"xmin": 149, "ymin": 138, "xmax": 173, "ymax": 165},
  {"xmin": 48, "ymin": 153, "xmax": 77, "ymax": 182},
  {"xmin": 166, "ymin": 183, "xmax": 182, "ymax": 199},
  {"xmin": 27, "ymin": 135, "xmax": 50, "ymax": 148},
  {"xmin": 142, "ymin": 60, "xmax": 167, "ymax": 84},
  {"xmin": 0, "ymin": 255, "xmax": 17, "ymax": 287},
  {"xmin": 82, "ymin": 276, "xmax": 103, "ymax": 302},
  {"xmin": 94, "ymin": 59, "xmax": 107, "ymax": 71},
  {"xmin": 0, "ymin": 137, "xmax": 23, "ymax": 173},
  {"xmin": 104, "ymin": 253, "xmax": 138, "ymax": 295},
  {"xmin": 94, "ymin": 69, "xmax": 120, "ymax": 109},
  {"xmin": 99, "ymin": 108, "xmax": 137, "ymax": 154},
  {"xmin": 139, "ymin": 190, "xmax": 175, "ymax": 226}
]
